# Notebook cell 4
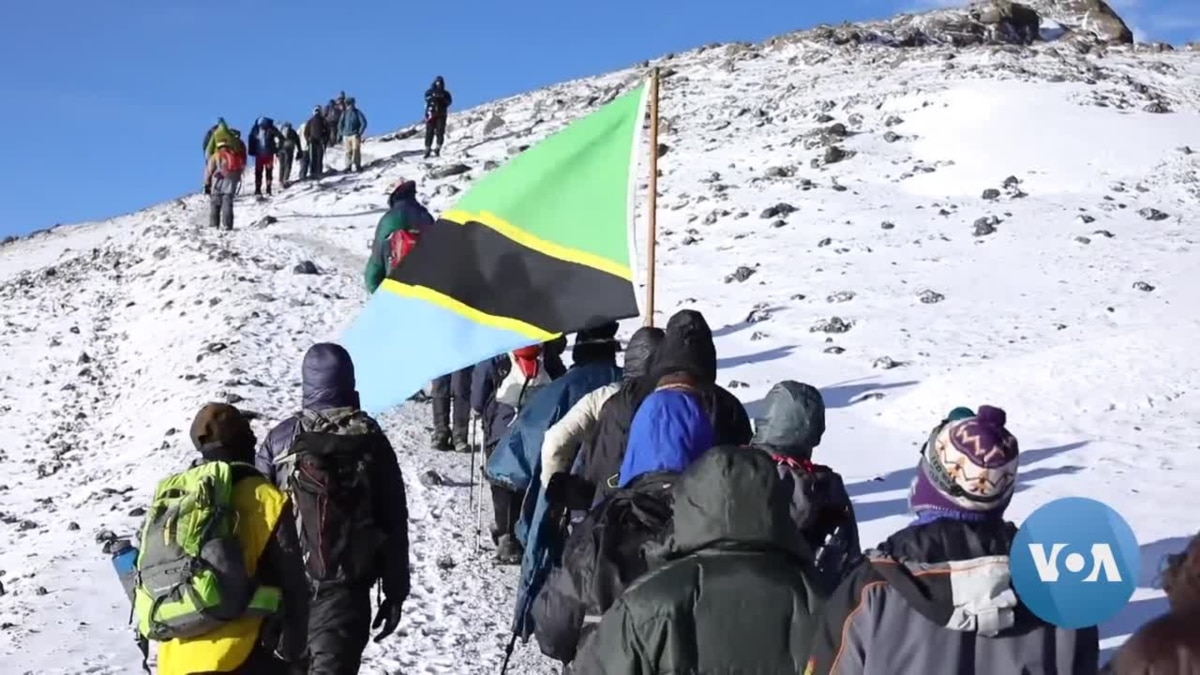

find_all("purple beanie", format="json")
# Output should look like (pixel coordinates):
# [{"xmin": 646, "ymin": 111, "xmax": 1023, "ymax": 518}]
[{"xmin": 909, "ymin": 405, "xmax": 1020, "ymax": 518}]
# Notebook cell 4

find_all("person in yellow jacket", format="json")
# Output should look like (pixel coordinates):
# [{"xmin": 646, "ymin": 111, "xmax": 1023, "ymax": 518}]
[{"xmin": 156, "ymin": 403, "xmax": 310, "ymax": 675}]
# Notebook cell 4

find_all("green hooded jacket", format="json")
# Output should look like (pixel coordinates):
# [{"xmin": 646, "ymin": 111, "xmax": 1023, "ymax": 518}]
[
  {"xmin": 205, "ymin": 121, "xmax": 235, "ymax": 158},
  {"xmin": 364, "ymin": 181, "xmax": 433, "ymax": 294}
]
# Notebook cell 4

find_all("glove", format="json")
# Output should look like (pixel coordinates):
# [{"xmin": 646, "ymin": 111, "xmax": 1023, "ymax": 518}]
[
  {"xmin": 372, "ymin": 597, "xmax": 403, "ymax": 643},
  {"xmin": 544, "ymin": 472, "xmax": 595, "ymax": 511}
]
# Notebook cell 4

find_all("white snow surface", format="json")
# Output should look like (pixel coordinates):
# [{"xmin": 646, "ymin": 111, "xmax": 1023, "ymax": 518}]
[{"xmin": 2, "ymin": 30, "xmax": 1199, "ymax": 674}]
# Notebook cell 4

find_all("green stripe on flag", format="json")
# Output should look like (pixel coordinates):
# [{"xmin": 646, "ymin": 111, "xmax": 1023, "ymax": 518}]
[{"xmin": 447, "ymin": 85, "xmax": 647, "ymax": 267}]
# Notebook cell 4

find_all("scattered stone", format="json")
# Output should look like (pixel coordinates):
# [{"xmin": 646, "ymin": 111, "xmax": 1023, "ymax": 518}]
[
  {"xmin": 1132, "ymin": 281, "xmax": 1155, "ymax": 292},
  {"xmin": 419, "ymin": 470, "xmax": 445, "ymax": 487},
  {"xmin": 824, "ymin": 345, "xmax": 846, "ymax": 354},
  {"xmin": 78, "ymin": 352, "xmax": 92, "ymax": 365},
  {"xmin": 1093, "ymin": 229, "xmax": 1115, "ymax": 238},
  {"xmin": 67, "ymin": 522, "xmax": 80, "ymax": 531},
  {"xmin": 1074, "ymin": 236, "xmax": 1091, "ymax": 245},
  {"xmin": 1077, "ymin": 214, "xmax": 1096, "ymax": 224},
  {"xmin": 152, "ymin": 246, "xmax": 171, "ymax": 261},
  {"xmin": 817, "ymin": 237, "xmax": 833, "ymax": 247},
  {"xmin": 35, "ymin": 587, "xmax": 48, "ymax": 596},
  {"xmin": 827, "ymin": 291, "xmax": 855, "ymax": 303},
  {"xmin": 129, "ymin": 506, "xmax": 146, "ymax": 518},
  {"xmin": 1143, "ymin": 101, "xmax": 1171, "ymax": 114},
  {"xmin": 811, "ymin": 317, "xmax": 853, "ymax": 334},
  {"xmin": 292, "ymin": 260, "xmax": 321, "ymax": 275},
  {"xmin": 760, "ymin": 203, "xmax": 797, "ymax": 219},
  {"xmin": 704, "ymin": 208, "xmax": 731, "ymax": 225},
  {"xmin": 681, "ymin": 235, "xmax": 699, "ymax": 246},
  {"xmin": 880, "ymin": 221, "xmax": 895, "ymax": 230},
  {"xmin": 429, "ymin": 163, "xmax": 471, "ymax": 179},
  {"xmin": 482, "ymin": 113, "xmax": 505, "ymax": 135},
  {"xmin": 883, "ymin": 131, "xmax": 901, "ymax": 143},
  {"xmin": 918, "ymin": 290, "xmax": 945, "ymax": 304},
  {"xmin": 205, "ymin": 342, "xmax": 228, "ymax": 354},
  {"xmin": 822, "ymin": 145, "xmax": 849, "ymax": 165},
  {"xmin": 1137, "ymin": 207, "xmax": 1168, "ymax": 221},
  {"xmin": 814, "ymin": 113, "xmax": 834, "ymax": 124},
  {"xmin": 884, "ymin": 115, "xmax": 904, "ymax": 127},
  {"xmin": 656, "ymin": 143, "xmax": 670, "ymax": 158},
  {"xmin": 825, "ymin": 122, "xmax": 848, "ymax": 137},
  {"xmin": 745, "ymin": 304, "xmax": 772, "ymax": 323},
  {"xmin": 483, "ymin": 160, "xmax": 499, "ymax": 171},
  {"xmin": 724, "ymin": 266, "xmax": 757, "ymax": 283},
  {"xmin": 223, "ymin": 392, "xmax": 246, "ymax": 404},
  {"xmin": 771, "ymin": 219, "xmax": 788, "ymax": 228},
  {"xmin": 750, "ymin": 331, "xmax": 767, "ymax": 342},
  {"xmin": 873, "ymin": 356, "xmax": 900, "ymax": 370},
  {"xmin": 437, "ymin": 555, "xmax": 457, "ymax": 570},
  {"xmin": 252, "ymin": 215, "xmax": 278, "ymax": 228},
  {"xmin": 727, "ymin": 380, "xmax": 750, "ymax": 389},
  {"xmin": 973, "ymin": 216, "xmax": 1000, "ymax": 237},
  {"xmin": 764, "ymin": 165, "xmax": 795, "ymax": 178},
  {"xmin": 981, "ymin": 188, "xmax": 1001, "ymax": 200},
  {"xmin": 1002, "ymin": 176, "xmax": 1021, "ymax": 189}
]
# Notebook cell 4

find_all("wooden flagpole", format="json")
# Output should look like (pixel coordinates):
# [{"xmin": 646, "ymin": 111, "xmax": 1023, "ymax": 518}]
[{"xmin": 644, "ymin": 67, "xmax": 660, "ymax": 327}]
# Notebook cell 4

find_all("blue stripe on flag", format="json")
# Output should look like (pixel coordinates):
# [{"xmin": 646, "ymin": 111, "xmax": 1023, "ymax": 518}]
[{"xmin": 339, "ymin": 289, "xmax": 536, "ymax": 414}]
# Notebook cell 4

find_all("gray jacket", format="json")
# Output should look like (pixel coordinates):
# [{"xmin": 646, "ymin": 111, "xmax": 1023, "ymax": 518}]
[{"xmin": 806, "ymin": 518, "xmax": 1099, "ymax": 675}]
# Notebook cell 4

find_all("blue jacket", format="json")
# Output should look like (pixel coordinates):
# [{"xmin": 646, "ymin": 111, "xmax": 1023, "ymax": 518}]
[
  {"xmin": 471, "ymin": 355, "xmax": 516, "ymax": 452},
  {"xmin": 617, "ymin": 388, "xmax": 714, "ymax": 488},
  {"xmin": 487, "ymin": 350, "xmax": 621, "ymax": 640},
  {"xmin": 247, "ymin": 119, "xmax": 282, "ymax": 157},
  {"xmin": 340, "ymin": 108, "xmax": 367, "ymax": 137}
]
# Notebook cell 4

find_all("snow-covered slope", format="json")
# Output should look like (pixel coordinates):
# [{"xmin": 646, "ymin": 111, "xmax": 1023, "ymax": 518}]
[{"xmin": 2, "ymin": 21, "xmax": 1199, "ymax": 674}]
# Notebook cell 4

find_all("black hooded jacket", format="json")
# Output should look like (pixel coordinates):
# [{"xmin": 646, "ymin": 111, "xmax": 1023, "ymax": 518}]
[
  {"xmin": 571, "ymin": 446, "xmax": 825, "ymax": 674},
  {"xmin": 577, "ymin": 310, "xmax": 751, "ymax": 503},
  {"xmin": 531, "ymin": 463, "xmax": 677, "ymax": 663},
  {"xmin": 256, "ymin": 344, "xmax": 410, "ymax": 602}
]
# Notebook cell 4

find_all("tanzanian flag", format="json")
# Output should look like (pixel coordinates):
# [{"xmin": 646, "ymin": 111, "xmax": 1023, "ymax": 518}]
[{"xmin": 341, "ymin": 84, "xmax": 649, "ymax": 413}]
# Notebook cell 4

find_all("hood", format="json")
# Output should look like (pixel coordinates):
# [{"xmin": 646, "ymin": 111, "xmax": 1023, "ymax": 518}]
[
  {"xmin": 572, "ymin": 321, "xmax": 620, "ymax": 365},
  {"xmin": 622, "ymin": 327, "xmax": 664, "ymax": 380},
  {"xmin": 650, "ymin": 310, "xmax": 717, "ymax": 383},
  {"xmin": 388, "ymin": 180, "xmax": 417, "ymax": 209},
  {"xmin": 302, "ymin": 343, "xmax": 359, "ymax": 410},
  {"xmin": 1163, "ymin": 534, "xmax": 1200, "ymax": 614},
  {"xmin": 870, "ymin": 518, "xmax": 1025, "ymax": 637},
  {"xmin": 667, "ymin": 444, "xmax": 808, "ymax": 560},
  {"xmin": 751, "ymin": 381, "xmax": 826, "ymax": 460},
  {"xmin": 618, "ymin": 389, "xmax": 714, "ymax": 488},
  {"xmin": 190, "ymin": 402, "xmax": 256, "ymax": 462},
  {"xmin": 433, "ymin": 77, "xmax": 445, "ymax": 88}
]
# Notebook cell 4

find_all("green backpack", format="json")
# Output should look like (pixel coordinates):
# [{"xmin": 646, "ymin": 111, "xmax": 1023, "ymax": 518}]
[{"xmin": 132, "ymin": 461, "xmax": 280, "ymax": 641}]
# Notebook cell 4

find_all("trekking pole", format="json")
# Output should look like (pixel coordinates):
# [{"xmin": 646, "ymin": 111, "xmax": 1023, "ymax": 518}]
[
  {"xmin": 468, "ymin": 418, "xmax": 477, "ymax": 514},
  {"xmin": 474, "ymin": 428, "xmax": 485, "ymax": 553}
]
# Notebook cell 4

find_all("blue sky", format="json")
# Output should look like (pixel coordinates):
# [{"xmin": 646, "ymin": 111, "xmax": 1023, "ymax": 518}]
[{"xmin": 0, "ymin": 0, "xmax": 1194, "ymax": 238}]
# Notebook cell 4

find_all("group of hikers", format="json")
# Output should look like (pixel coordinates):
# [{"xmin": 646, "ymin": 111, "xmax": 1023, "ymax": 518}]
[
  {"xmin": 110, "ymin": 305, "xmax": 1200, "ymax": 674},
  {"xmin": 199, "ymin": 77, "xmax": 453, "ymax": 232}
]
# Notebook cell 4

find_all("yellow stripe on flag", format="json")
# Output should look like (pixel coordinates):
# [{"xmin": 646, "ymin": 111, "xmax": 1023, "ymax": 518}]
[
  {"xmin": 378, "ymin": 279, "xmax": 562, "ymax": 342},
  {"xmin": 442, "ymin": 209, "xmax": 634, "ymax": 282}
]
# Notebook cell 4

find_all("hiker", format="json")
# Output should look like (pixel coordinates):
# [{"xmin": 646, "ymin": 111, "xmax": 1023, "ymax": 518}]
[
  {"xmin": 365, "ymin": 179, "xmax": 434, "ymax": 293},
  {"xmin": 256, "ymin": 343, "xmax": 410, "ymax": 675},
  {"xmin": 203, "ymin": 137, "xmax": 246, "ymax": 230},
  {"xmin": 204, "ymin": 118, "xmax": 235, "ymax": 158},
  {"xmin": 340, "ymin": 97, "xmax": 367, "ymax": 172},
  {"xmin": 138, "ymin": 403, "xmax": 309, "ymax": 675},
  {"xmin": 324, "ymin": 97, "xmax": 343, "ymax": 146},
  {"xmin": 430, "ymin": 365, "xmax": 475, "ymax": 452},
  {"xmin": 471, "ymin": 345, "xmax": 555, "ymax": 563},
  {"xmin": 538, "ymin": 326, "xmax": 664, "ymax": 486},
  {"xmin": 423, "ymin": 76, "xmax": 452, "ymax": 158},
  {"xmin": 1103, "ymin": 532, "xmax": 1200, "ymax": 673},
  {"xmin": 572, "ymin": 444, "xmax": 826, "ymax": 673},
  {"xmin": 806, "ymin": 406, "xmax": 1100, "ymax": 675},
  {"xmin": 248, "ymin": 117, "xmax": 284, "ymax": 197},
  {"xmin": 542, "ymin": 335, "xmax": 568, "ymax": 378},
  {"xmin": 750, "ymin": 380, "xmax": 862, "ymax": 591},
  {"xmin": 305, "ymin": 106, "xmax": 329, "ymax": 179},
  {"xmin": 296, "ymin": 118, "xmax": 310, "ymax": 181},
  {"xmin": 532, "ymin": 386, "xmax": 713, "ymax": 665},
  {"xmin": 277, "ymin": 122, "xmax": 302, "ymax": 188},
  {"xmin": 488, "ymin": 323, "xmax": 623, "ymax": 636},
  {"xmin": 578, "ymin": 309, "xmax": 752, "ymax": 504}
]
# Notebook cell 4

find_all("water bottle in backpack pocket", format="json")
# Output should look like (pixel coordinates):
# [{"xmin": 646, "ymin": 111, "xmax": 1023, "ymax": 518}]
[{"xmin": 108, "ymin": 538, "xmax": 140, "ymax": 606}]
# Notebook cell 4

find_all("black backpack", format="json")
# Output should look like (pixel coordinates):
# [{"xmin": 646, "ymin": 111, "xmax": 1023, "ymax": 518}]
[
  {"xmin": 772, "ymin": 454, "xmax": 863, "ymax": 592},
  {"xmin": 280, "ymin": 410, "xmax": 387, "ymax": 582}
]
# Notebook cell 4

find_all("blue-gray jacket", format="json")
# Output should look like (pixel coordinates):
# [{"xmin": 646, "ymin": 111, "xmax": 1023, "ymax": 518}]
[{"xmin": 340, "ymin": 108, "xmax": 367, "ymax": 137}]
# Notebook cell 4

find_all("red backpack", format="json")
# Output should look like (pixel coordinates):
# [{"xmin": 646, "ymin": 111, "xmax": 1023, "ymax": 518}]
[
  {"xmin": 386, "ymin": 229, "xmax": 419, "ymax": 271},
  {"xmin": 218, "ymin": 145, "xmax": 246, "ymax": 176}
]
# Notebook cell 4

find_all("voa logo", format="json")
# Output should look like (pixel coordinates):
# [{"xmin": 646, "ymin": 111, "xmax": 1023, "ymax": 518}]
[{"xmin": 1010, "ymin": 497, "xmax": 1139, "ymax": 629}]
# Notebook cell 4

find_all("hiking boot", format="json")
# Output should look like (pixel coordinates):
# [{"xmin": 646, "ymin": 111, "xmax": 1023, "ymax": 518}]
[
  {"xmin": 454, "ymin": 440, "xmax": 471, "ymax": 453},
  {"xmin": 434, "ymin": 146, "xmax": 442, "ymax": 157},
  {"xmin": 423, "ymin": 148, "xmax": 432, "ymax": 159},
  {"xmin": 494, "ymin": 534, "xmax": 523, "ymax": 565},
  {"xmin": 430, "ymin": 429, "xmax": 452, "ymax": 451}
]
